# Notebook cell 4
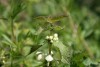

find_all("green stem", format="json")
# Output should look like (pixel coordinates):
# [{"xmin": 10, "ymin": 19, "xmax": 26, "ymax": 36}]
[
  {"xmin": 49, "ymin": 43, "xmax": 52, "ymax": 55},
  {"xmin": 10, "ymin": 18, "xmax": 15, "ymax": 67},
  {"xmin": 47, "ymin": 23, "xmax": 53, "ymax": 67},
  {"xmin": 11, "ymin": 19, "xmax": 15, "ymax": 42},
  {"xmin": 10, "ymin": 45, "xmax": 13, "ymax": 67},
  {"xmin": 47, "ymin": 29, "xmax": 52, "ymax": 67},
  {"xmin": 49, "ymin": 23, "xmax": 53, "ymax": 55}
]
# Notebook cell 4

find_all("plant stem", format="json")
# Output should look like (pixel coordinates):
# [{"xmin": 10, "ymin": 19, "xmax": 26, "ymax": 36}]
[
  {"xmin": 48, "ymin": 43, "xmax": 52, "ymax": 67},
  {"xmin": 10, "ymin": 45, "xmax": 13, "ymax": 67},
  {"xmin": 11, "ymin": 19, "xmax": 15, "ymax": 42},
  {"xmin": 48, "ymin": 23, "xmax": 53, "ymax": 67},
  {"xmin": 49, "ymin": 43, "xmax": 52, "ymax": 55},
  {"xmin": 10, "ymin": 18, "xmax": 15, "ymax": 67}
]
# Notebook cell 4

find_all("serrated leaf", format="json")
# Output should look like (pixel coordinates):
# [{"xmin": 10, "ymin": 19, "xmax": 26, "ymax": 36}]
[
  {"xmin": 53, "ymin": 41, "xmax": 73, "ymax": 64},
  {"xmin": 52, "ymin": 45, "xmax": 62, "ymax": 61}
]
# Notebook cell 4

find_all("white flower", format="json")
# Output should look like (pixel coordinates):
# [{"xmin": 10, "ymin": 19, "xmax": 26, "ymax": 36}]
[
  {"xmin": 50, "ymin": 40, "xmax": 53, "ymax": 43},
  {"xmin": 46, "ymin": 33, "xmax": 59, "ymax": 43},
  {"xmin": 46, "ymin": 36, "xmax": 50, "ymax": 39},
  {"xmin": 51, "ymin": 51, "xmax": 53, "ymax": 55},
  {"xmin": 54, "ymin": 33, "xmax": 58, "ymax": 37},
  {"xmin": 2, "ymin": 60, "xmax": 6, "ymax": 64},
  {"xmin": 45, "ymin": 55, "xmax": 53, "ymax": 61},
  {"xmin": 53, "ymin": 33, "xmax": 58, "ymax": 41},
  {"xmin": 49, "ymin": 36, "xmax": 53, "ymax": 40},
  {"xmin": 36, "ymin": 51, "xmax": 42, "ymax": 54},
  {"xmin": 53, "ymin": 37, "xmax": 58, "ymax": 41},
  {"xmin": 37, "ymin": 54, "xmax": 43, "ymax": 60}
]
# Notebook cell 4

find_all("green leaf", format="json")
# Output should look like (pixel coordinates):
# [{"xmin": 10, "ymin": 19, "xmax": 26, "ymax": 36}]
[
  {"xmin": 52, "ymin": 45, "xmax": 62, "ymax": 61},
  {"xmin": 28, "ymin": 45, "xmax": 42, "ymax": 55},
  {"xmin": 53, "ymin": 40, "xmax": 73, "ymax": 64},
  {"xmin": 34, "ymin": 14, "xmax": 67, "ymax": 23},
  {"xmin": 70, "ymin": 51, "xmax": 88, "ymax": 67},
  {"xmin": 10, "ymin": 0, "xmax": 25, "ymax": 19},
  {"xmin": 2, "ymin": 34, "xmax": 16, "ymax": 47}
]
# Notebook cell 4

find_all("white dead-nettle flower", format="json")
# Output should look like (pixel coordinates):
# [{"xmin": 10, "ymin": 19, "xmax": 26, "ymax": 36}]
[
  {"xmin": 2, "ymin": 60, "xmax": 6, "ymax": 64},
  {"xmin": 54, "ymin": 33, "xmax": 58, "ymax": 37},
  {"xmin": 36, "ymin": 51, "xmax": 42, "ymax": 54},
  {"xmin": 49, "ymin": 36, "xmax": 53, "ymax": 40},
  {"xmin": 46, "ymin": 36, "xmax": 50, "ymax": 39},
  {"xmin": 51, "ymin": 51, "xmax": 53, "ymax": 55},
  {"xmin": 36, "ymin": 51, "xmax": 44, "ymax": 60},
  {"xmin": 46, "ymin": 33, "xmax": 59, "ymax": 43},
  {"xmin": 53, "ymin": 37, "xmax": 58, "ymax": 41},
  {"xmin": 45, "ymin": 55, "xmax": 53, "ymax": 62},
  {"xmin": 53, "ymin": 33, "xmax": 58, "ymax": 41},
  {"xmin": 37, "ymin": 54, "xmax": 43, "ymax": 60},
  {"xmin": 50, "ymin": 40, "xmax": 54, "ymax": 43}
]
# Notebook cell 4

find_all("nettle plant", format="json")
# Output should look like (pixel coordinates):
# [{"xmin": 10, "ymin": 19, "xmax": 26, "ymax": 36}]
[
  {"xmin": 0, "ymin": 0, "xmax": 72, "ymax": 67},
  {"xmin": 33, "ymin": 14, "xmax": 73, "ymax": 67},
  {"xmin": 0, "ymin": 0, "xmax": 100, "ymax": 67}
]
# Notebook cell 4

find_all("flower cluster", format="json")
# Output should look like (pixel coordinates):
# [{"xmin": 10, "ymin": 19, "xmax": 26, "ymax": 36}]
[
  {"xmin": 46, "ymin": 33, "xmax": 59, "ymax": 43},
  {"xmin": 36, "ymin": 51, "xmax": 54, "ymax": 62},
  {"xmin": 45, "ymin": 54, "xmax": 53, "ymax": 62}
]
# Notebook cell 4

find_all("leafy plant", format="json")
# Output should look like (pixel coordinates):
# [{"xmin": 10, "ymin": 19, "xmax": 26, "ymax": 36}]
[{"xmin": 0, "ymin": 0, "xmax": 100, "ymax": 67}]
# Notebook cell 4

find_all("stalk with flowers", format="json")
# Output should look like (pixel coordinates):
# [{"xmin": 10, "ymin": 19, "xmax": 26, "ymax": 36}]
[
  {"xmin": 45, "ymin": 33, "xmax": 59, "ymax": 66},
  {"xmin": 34, "ymin": 14, "xmax": 71, "ymax": 67}
]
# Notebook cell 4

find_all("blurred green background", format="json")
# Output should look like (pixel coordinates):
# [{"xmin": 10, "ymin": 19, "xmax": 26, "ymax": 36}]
[{"xmin": 0, "ymin": 0, "xmax": 100, "ymax": 67}]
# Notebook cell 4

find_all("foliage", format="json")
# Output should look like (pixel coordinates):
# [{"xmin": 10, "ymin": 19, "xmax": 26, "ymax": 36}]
[{"xmin": 0, "ymin": 0, "xmax": 100, "ymax": 67}]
